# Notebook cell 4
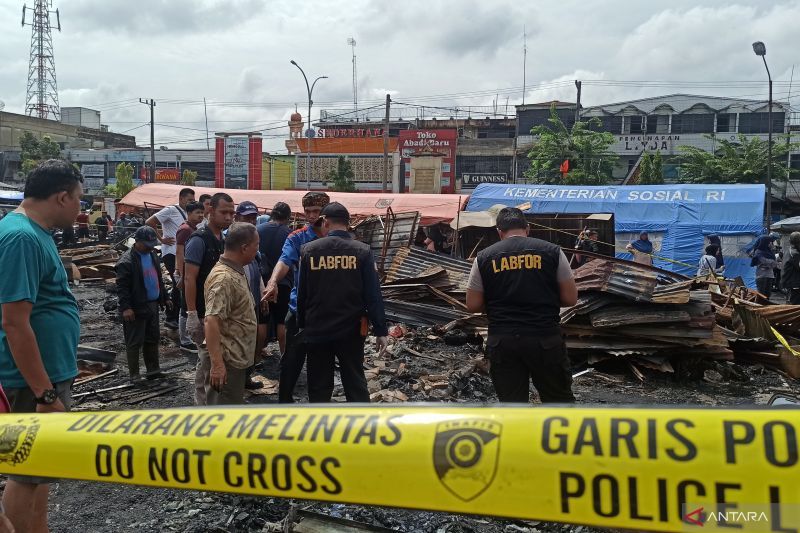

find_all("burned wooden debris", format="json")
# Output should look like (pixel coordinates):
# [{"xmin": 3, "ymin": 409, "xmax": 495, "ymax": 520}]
[{"xmin": 60, "ymin": 245, "xmax": 120, "ymax": 281}]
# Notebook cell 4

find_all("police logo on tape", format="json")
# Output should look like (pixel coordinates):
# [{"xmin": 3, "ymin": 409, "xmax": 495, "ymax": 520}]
[
  {"xmin": 0, "ymin": 418, "xmax": 40, "ymax": 465},
  {"xmin": 432, "ymin": 418, "xmax": 502, "ymax": 501}
]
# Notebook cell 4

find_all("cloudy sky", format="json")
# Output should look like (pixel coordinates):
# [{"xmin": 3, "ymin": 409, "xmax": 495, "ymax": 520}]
[{"xmin": 1, "ymin": 0, "xmax": 798, "ymax": 152}]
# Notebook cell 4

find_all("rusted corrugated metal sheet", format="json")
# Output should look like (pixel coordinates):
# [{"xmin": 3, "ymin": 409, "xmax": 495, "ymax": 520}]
[
  {"xmin": 353, "ymin": 211, "xmax": 420, "ymax": 273},
  {"xmin": 384, "ymin": 247, "xmax": 472, "ymax": 290}
]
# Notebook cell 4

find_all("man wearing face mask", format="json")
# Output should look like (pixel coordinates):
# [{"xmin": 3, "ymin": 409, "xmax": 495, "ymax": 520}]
[{"xmin": 263, "ymin": 191, "xmax": 329, "ymax": 403}]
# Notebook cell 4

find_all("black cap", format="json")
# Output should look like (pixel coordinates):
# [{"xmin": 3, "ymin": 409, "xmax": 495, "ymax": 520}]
[
  {"xmin": 134, "ymin": 226, "xmax": 159, "ymax": 249},
  {"xmin": 321, "ymin": 202, "xmax": 349, "ymax": 222}
]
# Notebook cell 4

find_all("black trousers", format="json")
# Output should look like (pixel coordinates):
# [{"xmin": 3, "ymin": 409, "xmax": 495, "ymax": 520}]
[
  {"xmin": 122, "ymin": 301, "xmax": 161, "ymax": 376},
  {"xmin": 305, "ymin": 335, "xmax": 369, "ymax": 403},
  {"xmin": 278, "ymin": 311, "xmax": 307, "ymax": 403},
  {"xmin": 789, "ymin": 288, "xmax": 800, "ymax": 305},
  {"xmin": 486, "ymin": 332, "xmax": 575, "ymax": 403},
  {"xmin": 161, "ymin": 253, "xmax": 180, "ymax": 322},
  {"xmin": 756, "ymin": 277, "xmax": 773, "ymax": 299}
]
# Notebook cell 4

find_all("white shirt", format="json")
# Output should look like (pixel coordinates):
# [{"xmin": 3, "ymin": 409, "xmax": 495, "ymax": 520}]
[
  {"xmin": 154, "ymin": 204, "xmax": 187, "ymax": 256},
  {"xmin": 697, "ymin": 254, "xmax": 717, "ymax": 277}
]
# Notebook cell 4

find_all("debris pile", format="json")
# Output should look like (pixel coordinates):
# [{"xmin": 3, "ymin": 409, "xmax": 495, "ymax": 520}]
[
  {"xmin": 60, "ymin": 245, "xmax": 119, "ymax": 281},
  {"xmin": 381, "ymin": 247, "xmax": 473, "ymax": 327},
  {"xmin": 561, "ymin": 259, "xmax": 729, "ymax": 376}
]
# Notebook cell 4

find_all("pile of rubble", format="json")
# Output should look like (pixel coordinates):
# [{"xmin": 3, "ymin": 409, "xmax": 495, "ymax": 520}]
[
  {"xmin": 561, "ymin": 259, "xmax": 729, "ymax": 377},
  {"xmin": 60, "ymin": 245, "xmax": 119, "ymax": 281},
  {"xmin": 379, "ymin": 246, "xmax": 800, "ymax": 381}
]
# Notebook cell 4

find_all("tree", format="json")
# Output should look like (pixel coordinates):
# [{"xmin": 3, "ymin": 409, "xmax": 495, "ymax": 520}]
[
  {"xmin": 678, "ymin": 134, "xmax": 798, "ymax": 184},
  {"xmin": 20, "ymin": 131, "xmax": 62, "ymax": 174},
  {"xmin": 638, "ymin": 151, "xmax": 665, "ymax": 185},
  {"xmin": 181, "ymin": 169, "xmax": 198, "ymax": 186},
  {"xmin": 637, "ymin": 153, "xmax": 653, "ymax": 184},
  {"xmin": 326, "ymin": 156, "xmax": 356, "ymax": 192},
  {"xmin": 650, "ymin": 150, "xmax": 664, "ymax": 184},
  {"xmin": 525, "ymin": 105, "xmax": 618, "ymax": 185},
  {"xmin": 104, "ymin": 162, "xmax": 136, "ymax": 198}
]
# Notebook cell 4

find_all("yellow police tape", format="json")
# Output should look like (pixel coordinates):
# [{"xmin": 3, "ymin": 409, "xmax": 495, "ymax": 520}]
[{"xmin": 0, "ymin": 406, "xmax": 799, "ymax": 532}]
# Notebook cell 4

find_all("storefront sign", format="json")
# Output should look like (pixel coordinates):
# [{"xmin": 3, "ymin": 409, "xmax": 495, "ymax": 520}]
[
  {"xmin": 80, "ymin": 164, "xmax": 105, "ymax": 178},
  {"xmin": 317, "ymin": 128, "xmax": 384, "ymax": 138},
  {"xmin": 399, "ymin": 129, "xmax": 457, "ymax": 193},
  {"xmin": 224, "ymin": 136, "xmax": 249, "ymax": 189},
  {"xmin": 461, "ymin": 173, "xmax": 508, "ymax": 187},
  {"xmin": 155, "ymin": 169, "xmax": 181, "ymax": 182}
]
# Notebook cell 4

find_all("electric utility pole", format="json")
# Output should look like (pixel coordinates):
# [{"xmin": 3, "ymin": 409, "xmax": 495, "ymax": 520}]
[{"xmin": 139, "ymin": 98, "xmax": 156, "ymax": 183}]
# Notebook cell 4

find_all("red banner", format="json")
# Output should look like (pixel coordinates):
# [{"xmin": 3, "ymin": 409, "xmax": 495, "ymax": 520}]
[{"xmin": 398, "ymin": 129, "xmax": 457, "ymax": 193}]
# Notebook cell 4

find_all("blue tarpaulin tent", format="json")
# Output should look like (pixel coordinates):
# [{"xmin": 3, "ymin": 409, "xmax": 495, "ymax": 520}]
[{"xmin": 466, "ymin": 184, "xmax": 765, "ymax": 286}]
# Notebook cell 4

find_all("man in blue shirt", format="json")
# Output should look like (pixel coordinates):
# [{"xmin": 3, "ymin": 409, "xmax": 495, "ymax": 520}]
[
  {"xmin": 264, "ymin": 191, "xmax": 329, "ymax": 403},
  {"xmin": 257, "ymin": 201, "xmax": 292, "ymax": 354},
  {"xmin": 115, "ymin": 226, "xmax": 169, "ymax": 381},
  {"xmin": 0, "ymin": 159, "xmax": 82, "ymax": 532}
]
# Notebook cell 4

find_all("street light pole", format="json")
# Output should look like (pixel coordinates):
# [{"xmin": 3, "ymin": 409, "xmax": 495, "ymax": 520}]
[
  {"xmin": 291, "ymin": 60, "xmax": 327, "ymax": 191},
  {"xmin": 753, "ymin": 41, "xmax": 772, "ymax": 229}
]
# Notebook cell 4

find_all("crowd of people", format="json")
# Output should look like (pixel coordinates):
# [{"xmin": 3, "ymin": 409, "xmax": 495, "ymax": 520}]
[{"xmin": 5, "ymin": 159, "xmax": 800, "ymax": 531}]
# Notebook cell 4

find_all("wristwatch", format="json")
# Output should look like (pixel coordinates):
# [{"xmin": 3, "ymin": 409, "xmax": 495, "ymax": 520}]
[{"xmin": 34, "ymin": 389, "xmax": 58, "ymax": 405}]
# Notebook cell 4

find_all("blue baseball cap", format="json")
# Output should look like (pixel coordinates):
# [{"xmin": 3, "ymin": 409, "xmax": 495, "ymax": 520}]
[{"xmin": 236, "ymin": 201, "xmax": 259, "ymax": 216}]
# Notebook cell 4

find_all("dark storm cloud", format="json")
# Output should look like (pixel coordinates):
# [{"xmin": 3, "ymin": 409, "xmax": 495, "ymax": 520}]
[{"xmin": 66, "ymin": 0, "xmax": 265, "ymax": 35}]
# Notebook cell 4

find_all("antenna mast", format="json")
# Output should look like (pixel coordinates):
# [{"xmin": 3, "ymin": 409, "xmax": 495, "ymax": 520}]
[
  {"xmin": 347, "ymin": 37, "xmax": 358, "ymax": 114},
  {"xmin": 522, "ymin": 25, "xmax": 527, "ymax": 105},
  {"xmin": 22, "ymin": 0, "xmax": 61, "ymax": 121}
]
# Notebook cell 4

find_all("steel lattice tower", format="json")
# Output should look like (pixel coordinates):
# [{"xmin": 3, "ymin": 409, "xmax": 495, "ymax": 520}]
[{"xmin": 22, "ymin": 0, "xmax": 61, "ymax": 121}]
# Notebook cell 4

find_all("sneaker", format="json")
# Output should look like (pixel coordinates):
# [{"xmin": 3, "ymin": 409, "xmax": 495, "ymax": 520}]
[
  {"xmin": 180, "ymin": 342, "xmax": 199, "ymax": 354},
  {"xmin": 164, "ymin": 319, "xmax": 179, "ymax": 330},
  {"xmin": 245, "ymin": 378, "xmax": 264, "ymax": 390},
  {"xmin": 129, "ymin": 373, "xmax": 144, "ymax": 383},
  {"xmin": 146, "ymin": 370, "xmax": 166, "ymax": 380}
]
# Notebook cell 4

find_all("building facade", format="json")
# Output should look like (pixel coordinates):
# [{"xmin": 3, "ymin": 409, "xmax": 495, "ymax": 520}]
[
  {"xmin": 516, "ymin": 94, "xmax": 795, "ymax": 183},
  {"xmin": 0, "ymin": 108, "xmax": 136, "ymax": 180}
]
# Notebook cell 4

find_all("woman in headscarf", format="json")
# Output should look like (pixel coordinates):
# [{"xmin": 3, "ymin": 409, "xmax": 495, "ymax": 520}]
[
  {"xmin": 697, "ymin": 244, "xmax": 724, "ymax": 277},
  {"xmin": 782, "ymin": 232, "xmax": 800, "ymax": 304},
  {"xmin": 626, "ymin": 231, "xmax": 653, "ymax": 266},
  {"xmin": 708, "ymin": 234, "xmax": 724, "ymax": 268},
  {"xmin": 751, "ymin": 235, "xmax": 777, "ymax": 298}
]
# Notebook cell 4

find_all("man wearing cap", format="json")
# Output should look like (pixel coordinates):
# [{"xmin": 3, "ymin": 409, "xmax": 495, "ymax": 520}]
[
  {"xmin": 264, "ymin": 191, "xmax": 329, "ymax": 403},
  {"xmin": 466, "ymin": 208, "xmax": 578, "ymax": 404},
  {"xmin": 115, "ymin": 226, "xmax": 170, "ymax": 381},
  {"xmin": 297, "ymin": 202, "xmax": 389, "ymax": 402},
  {"xmin": 234, "ymin": 201, "xmax": 267, "ymax": 390},
  {"xmin": 258, "ymin": 201, "xmax": 292, "ymax": 355}
]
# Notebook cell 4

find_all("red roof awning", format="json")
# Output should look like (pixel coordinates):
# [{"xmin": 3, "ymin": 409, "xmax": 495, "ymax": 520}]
[{"xmin": 118, "ymin": 184, "xmax": 467, "ymax": 225}]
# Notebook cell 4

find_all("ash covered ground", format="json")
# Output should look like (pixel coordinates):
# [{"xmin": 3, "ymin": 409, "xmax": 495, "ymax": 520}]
[{"xmin": 34, "ymin": 282, "xmax": 800, "ymax": 533}]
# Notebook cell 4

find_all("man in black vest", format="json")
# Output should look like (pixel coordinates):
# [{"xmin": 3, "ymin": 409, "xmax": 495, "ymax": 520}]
[
  {"xmin": 296, "ymin": 202, "xmax": 389, "ymax": 402},
  {"xmin": 184, "ymin": 192, "xmax": 235, "ymax": 405},
  {"xmin": 466, "ymin": 207, "xmax": 578, "ymax": 403}
]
